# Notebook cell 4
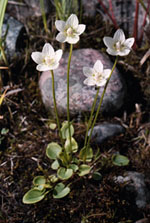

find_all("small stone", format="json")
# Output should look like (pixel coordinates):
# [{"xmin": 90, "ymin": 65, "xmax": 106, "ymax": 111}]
[
  {"xmin": 99, "ymin": 0, "xmax": 147, "ymax": 36},
  {"xmin": 39, "ymin": 48, "xmax": 126, "ymax": 118},
  {"xmin": 6, "ymin": 0, "xmax": 53, "ymax": 22},
  {"xmin": 135, "ymin": 218, "xmax": 149, "ymax": 223},
  {"xmin": 2, "ymin": 14, "xmax": 26, "ymax": 59},
  {"xmin": 89, "ymin": 123, "xmax": 125, "ymax": 145},
  {"xmin": 82, "ymin": 0, "xmax": 98, "ymax": 17},
  {"xmin": 115, "ymin": 171, "xmax": 150, "ymax": 209}
]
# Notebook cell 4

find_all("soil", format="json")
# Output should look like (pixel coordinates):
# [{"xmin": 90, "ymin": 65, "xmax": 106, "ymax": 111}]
[{"xmin": 0, "ymin": 10, "xmax": 150, "ymax": 223}]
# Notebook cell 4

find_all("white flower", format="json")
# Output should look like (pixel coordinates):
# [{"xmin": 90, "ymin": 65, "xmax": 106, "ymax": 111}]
[
  {"xmin": 31, "ymin": 43, "xmax": 63, "ymax": 71},
  {"xmin": 83, "ymin": 60, "xmax": 111, "ymax": 87},
  {"xmin": 55, "ymin": 14, "xmax": 86, "ymax": 44},
  {"xmin": 103, "ymin": 29, "xmax": 135, "ymax": 56}
]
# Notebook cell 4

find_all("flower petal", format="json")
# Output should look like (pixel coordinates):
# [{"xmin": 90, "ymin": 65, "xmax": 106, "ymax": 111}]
[
  {"xmin": 56, "ymin": 32, "xmax": 67, "ymax": 43},
  {"xmin": 93, "ymin": 60, "xmax": 103, "ymax": 73},
  {"xmin": 103, "ymin": 37, "xmax": 114, "ymax": 49},
  {"xmin": 36, "ymin": 64, "xmax": 50, "ymax": 71},
  {"xmin": 103, "ymin": 69, "xmax": 111, "ymax": 78},
  {"xmin": 76, "ymin": 24, "xmax": 86, "ymax": 35},
  {"xmin": 124, "ymin": 37, "xmax": 135, "ymax": 48},
  {"xmin": 31, "ymin": 52, "xmax": 43, "ymax": 64},
  {"xmin": 42, "ymin": 43, "xmax": 54, "ymax": 56},
  {"xmin": 66, "ymin": 14, "xmax": 78, "ymax": 29},
  {"xmin": 106, "ymin": 48, "xmax": 119, "ymax": 56},
  {"xmin": 55, "ymin": 20, "xmax": 66, "ymax": 32},
  {"xmin": 55, "ymin": 49, "xmax": 63, "ymax": 62},
  {"xmin": 96, "ymin": 79, "xmax": 107, "ymax": 87},
  {"xmin": 83, "ymin": 67, "xmax": 94, "ymax": 77},
  {"xmin": 113, "ymin": 29, "xmax": 125, "ymax": 43},
  {"xmin": 66, "ymin": 35, "xmax": 79, "ymax": 44},
  {"xmin": 118, "ymin": 48, "xmax": 130, "ymax": 56},
  {"xmin": 84, "ymin": 77, "xmax": 95, "ymax": 86}
]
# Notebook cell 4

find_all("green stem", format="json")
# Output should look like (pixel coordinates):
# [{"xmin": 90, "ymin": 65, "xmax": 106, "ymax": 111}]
[
  {"xmin": 84, "ymin": 87, "xmax": 100, "ymax": 147},
  {"xmin": 86, "ymin": 56, "xmax": 118, "ymax": 150},
  {"xmin": 67, "ymin": 44, "xmax": 73, "ymax": 150},
  {"xmin": 51, "ymin": 70, "xmax": 63, "ymax": 146}
]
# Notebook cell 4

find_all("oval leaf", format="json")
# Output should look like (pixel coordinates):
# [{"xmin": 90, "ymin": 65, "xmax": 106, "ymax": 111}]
[
  {"xmin": 112, "ymin": 154, "xmax": 129, "ymax": 166},
  {"xmin": 46, "ymin": 142, "xmax": 62, "ymax": 160},
  {"xmin": 65, "ymin": 137, "xmax": 78, "ymax": 153},
  {"xmin": 33, "ymin": 176, "xmax": 46, "ymax": 186},
  {"xmin": 92, "ymin": 172, "xmax": 102, "ymax": 181},
  {"xmin": 57, "ymin": 167, "xmax": 73, "ymax": 180},
  {"xmin": 53, "ymin": 183, "xmax": 70, "ymax": 199},
  {"xmin": 68, "ymin": 164, "xmax": 79, "ymax": 172},
  {"xmin": 51, "ymin": 159, "xmax": 60, "ymax": 170},
  {"xmin": 61, "ymin": 121, "xmax": 74, "ymax": 139},
  {"xmin": 22, "ymin": 188, "xmax": 46, "ymax": 204},
  {"xmin": 79, "ymin": 147, "xmax": 93, "ymax": 162},
  {"xmin": 78, "ymin": 164, "xmax": 91, "ymax": 176}
]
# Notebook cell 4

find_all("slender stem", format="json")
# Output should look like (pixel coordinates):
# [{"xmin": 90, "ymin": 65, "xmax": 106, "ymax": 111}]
[
  {"xmin": 86, "ymin": 56, "xmax": 118, "ymax": 150},
  {"xmin": 98, "ymin": 0, "xmax": 118, "ymax": 29},
  {"xmin": 133, "ymin": 0, "xmax": 139, "ymax": 49},
  {"xmin": 40, "ymin": 0, "xmax": 48, "ymax": 34},
  {"xmin": 51, "ymin": 70, "xmax": 63, "ymax": 146},
  {"xmin": 67, "ymin": 44, "xmax": 73, "ymax": 150},
  {"xmin": 84, "ymin": 87, "xmax": 100, "ymax": 147}
]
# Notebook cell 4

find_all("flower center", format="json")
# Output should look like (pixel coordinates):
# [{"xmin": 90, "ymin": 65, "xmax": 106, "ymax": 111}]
[
  {"xmin": 66, "ymin": 27, "xmax": 74, "ymax": 36},
  {"xmin": 114, "ymin": 41, "xmax": 125, "ymax": 51},
  {"xmin": 94, "ymin": 72, "xmax": 103, "ymax": 83},
  {"xmin": 44, "ymin": 56, "xmax": 55, "ymax": 66}
]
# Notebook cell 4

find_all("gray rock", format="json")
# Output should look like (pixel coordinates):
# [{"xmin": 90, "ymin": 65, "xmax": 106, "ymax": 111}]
[
  {"xmin": 39, "ymin": 48, "xmax": 126, "ymax": 117},
  {"xmin": 82, "ymin": 0, "xmax": 98, "ymax": 17},
  {"xmin": 114, "ymin": 171, "xmax": 150, "ymax": 209},
  {"xmin": 89, "ymin": 123, "xmax": 125, "ymax": 145},
  {"xmin": 2, "ymin": 14, "xmax": 26, "ymax": 59},
  {"xmin": 6, "ymin": 0, "xmax": 52, "ymax": 22},
  {"xmin": 99, "ymin": 0, "xmax": 147, "ymax": 36}
]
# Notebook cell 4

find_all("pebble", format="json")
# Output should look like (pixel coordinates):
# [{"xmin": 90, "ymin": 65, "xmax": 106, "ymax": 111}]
[
  {"xmin": 99, "ymin": 0, "xmax": 147, "ymax": 36},
  {"xmin": 89, "ymin": 123, "xmax": 125, "ymax": 145},
  {"xmin": 2, "ymin": 14, "xmax": 26, "ymax": 59},
  {"xmin": 39, "ymin": 48, "xmax": 126, "ymax": 118},
  {"xmin": 6, "ymin": 0, "xmax": 52, "ymax": 22},
  {"xmin": 114, "ymin": 171, "xmax": 150, "ymax": 209}
]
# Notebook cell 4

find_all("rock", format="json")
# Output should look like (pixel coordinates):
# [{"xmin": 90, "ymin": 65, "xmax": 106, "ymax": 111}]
[
  {"xmin": 2, "ymin": 14, "xmax": 26, "ymax": 59},
  {"xmin": 135, "ymin": 219, "xmax": 149, "ymax": 223},
  {"xmin": 82, "ymin": 0, "xmax": 98, "ymax": 17},
  {"xmin": 114, "ymin": 171, "xmax": 150, "ymax": 209},
  {"xmin": 99, "ymin": 0, "xmax": 147, "ymax": 37},
  {"xmin": 39, "ymin": 48, "xmax": 126, "ymax": 118},
  {"xmin": 6, "ymin": 0, "xmax": 53, "ymax": 22},
  {"xmin": 89, "ymin": 123, "xmax": 125, "ymax": 145}
]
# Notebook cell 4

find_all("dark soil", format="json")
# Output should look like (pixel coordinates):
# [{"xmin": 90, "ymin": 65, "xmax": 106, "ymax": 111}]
[{"xmin": 0, "ymin": 10, "xmax": 150, "ymax": 223}]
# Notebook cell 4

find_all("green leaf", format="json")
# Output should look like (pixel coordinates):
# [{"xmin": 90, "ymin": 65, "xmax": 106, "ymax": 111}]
[
  {"xmin": 1, "ymin": 128, "xmax": 9, "ymax": 135},
  {"xmin": 58, "ymin": 152, "xmax": 69, "ymax": 166},
  {"xmin": 92, "ymin": 172, "xmax": 102, "ymax": 181},
  {"xmin": 49, "ymin": 174, "xmax": 58, "ymax": 183},
  {"xmin": 53, "ymin": 183, "xmax": 70, "ymax": 199},
  {"xmin": 51, "ymin": 159, "xmax": 60, "ymax": 170},
  {"xmin": 61, "ymin": 121, "xmax": 74, "ymax": 139},
  {"xmin": 68, "ymin": 164, "xmax": 79, "ymax": 172},
  {"xmin": 112, "ymin": 154, "xmax": 129, "ymax": 166},
  {"xmin": 78, "ymin": 164, "xmax": 91, "ymax": 176},
  {"xmin": 22, "ymin": 188, "xmax": 46, "ymax": 204},
  {"xmin": 33, "ymin": 176, "xmax": 46, "ymax": 186},
  {"xmin": 49, "ymin": 123, "xmax": 57, "ymax": 130},
  {"xmin": 46, "ymin": 142, "xmax": 62, "ymax": 160},
  {"xmin": 65, "ymin": 137, "xmax": 78, "ymax": 153},
  {"xmin": 79, "ymin": 147, "xmax": 93, "ymax": 162},
  {"xmin": 57, "ymin": 167, "xmax": 73, "ymax": 180}
]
